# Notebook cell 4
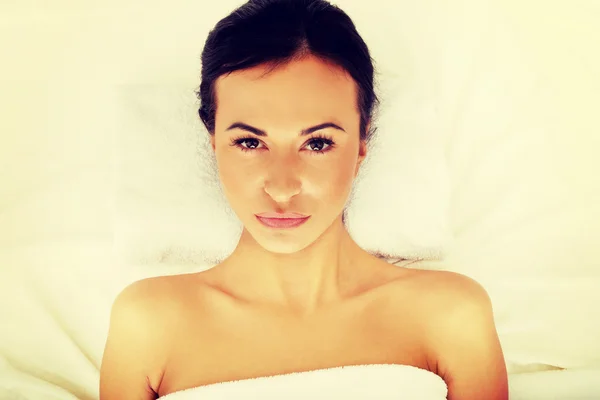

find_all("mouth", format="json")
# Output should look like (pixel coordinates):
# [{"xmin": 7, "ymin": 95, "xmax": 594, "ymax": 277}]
[
  {"xmin": 256, "ymin": 212, "xmax": 308, "ymax": 219},
  {"xmin": 255, "ymin": 215, "xmax": 310, "ymax": 229}
]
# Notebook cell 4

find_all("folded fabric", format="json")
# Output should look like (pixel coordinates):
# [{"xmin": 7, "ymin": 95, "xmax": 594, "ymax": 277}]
[{"xmin": 158, "ymin": 364, "xmax": 448, "ymax": 400}]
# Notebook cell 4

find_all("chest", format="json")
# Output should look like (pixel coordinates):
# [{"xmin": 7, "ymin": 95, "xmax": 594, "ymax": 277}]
[{"xmin": 157, "ymin": 289, "xmax": 432, "ymax": 397}]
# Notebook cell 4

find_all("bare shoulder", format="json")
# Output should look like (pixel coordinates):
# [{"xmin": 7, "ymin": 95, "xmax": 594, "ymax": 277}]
[
  {"xmin": 112, "ymin": 275, "xmax": 186, "ymax": 318},
  {"xmin": 111, "ymin": 272, "xmax": 212, "ymax": 332},
  {"xmin": 385, "ymin": 265, "xmax": 491, "ymax": 310},
  {"xmin": 109, "ymin": 275, "xmax": 181, "ymax": 340},
  {"xmin": 101, "ymin": 275, "xmax": 192, "ymax": 398},
  {"xmin": 407, "ymin": 269, "xmax": 508, "ymax": 399},
  {"xmin": 408, "ymin": 269, "xmax": 496, "ymax": 343},
  {"xmin": 416, "ymin": 269, "xmax": 492, "ymax": 310}
]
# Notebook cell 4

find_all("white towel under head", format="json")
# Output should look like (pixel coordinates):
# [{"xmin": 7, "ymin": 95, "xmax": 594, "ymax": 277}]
[{"xmin": 158, "ymin": 363, "xmax": 448, "ymax": 399}]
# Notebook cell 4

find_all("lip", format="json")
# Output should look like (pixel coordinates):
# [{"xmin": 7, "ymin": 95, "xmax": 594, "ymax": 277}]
[
  {"xmin": 256, "ymin": 212, "xmax": 308, "ymax": 219},
  {"xmin": 255, "ymin": 215, "xmax": 310, "ymax": 229}
]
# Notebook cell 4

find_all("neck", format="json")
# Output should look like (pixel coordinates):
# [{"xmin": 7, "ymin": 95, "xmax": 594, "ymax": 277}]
[{"xmin": 217, "ymin": 215, "xmax": 370, "ymax": 317}]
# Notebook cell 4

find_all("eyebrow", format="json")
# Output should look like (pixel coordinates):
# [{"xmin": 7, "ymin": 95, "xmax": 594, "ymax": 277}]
[{"xmin": 225, "ymin": 122, "xmax": 346, "ymax": 137}]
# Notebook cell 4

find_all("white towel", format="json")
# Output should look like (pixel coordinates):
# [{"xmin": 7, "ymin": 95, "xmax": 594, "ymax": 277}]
[{"xmin": 158, "ymin": 364, "xmax": 448, "ymax": 400}]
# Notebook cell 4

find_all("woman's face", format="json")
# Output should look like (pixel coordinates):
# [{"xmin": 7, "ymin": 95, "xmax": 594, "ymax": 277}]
[{"xmin": 211, "ymin": 55, "xmax": 367, "ymax": 253}]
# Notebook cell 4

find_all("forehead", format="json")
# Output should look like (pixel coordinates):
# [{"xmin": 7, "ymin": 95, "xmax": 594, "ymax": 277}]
[{"xmin": 214, "ymin": 56, "xmax": 358, "ymax": 125}]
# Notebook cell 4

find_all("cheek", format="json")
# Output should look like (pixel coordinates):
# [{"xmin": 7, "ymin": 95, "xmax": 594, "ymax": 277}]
[
  {"xmin": 216, "ymin": 154, "xmax": 256, "ymax": 207},
  {"xmin": 310, "ymin": 154, "xmax": 357, "ymax": 204}
]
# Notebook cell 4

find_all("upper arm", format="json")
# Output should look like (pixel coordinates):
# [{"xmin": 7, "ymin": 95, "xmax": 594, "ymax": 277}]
[
  {"xmin": 100, "ymin": 279, "xmax": 168, "ymax": 400},
  {"xmin": 430, "ymin": 273, "xmax": 509, "ymax": 400}
]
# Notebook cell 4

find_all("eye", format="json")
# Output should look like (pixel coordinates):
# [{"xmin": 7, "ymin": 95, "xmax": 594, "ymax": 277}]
[{"xmin": 229, "ymin": 134, "xmax": 336, "ymax": 155}]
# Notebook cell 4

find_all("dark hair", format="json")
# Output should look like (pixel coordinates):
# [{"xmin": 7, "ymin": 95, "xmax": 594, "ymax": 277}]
[{"xmin": 196, "ymin": 0, "xmax": 380, "ymax": 144}]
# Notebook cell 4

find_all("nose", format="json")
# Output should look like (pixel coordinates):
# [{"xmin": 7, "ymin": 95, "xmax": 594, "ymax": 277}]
[{"xmin": 263, "ymin": 154, "xmax": 302, "ymax": 202}]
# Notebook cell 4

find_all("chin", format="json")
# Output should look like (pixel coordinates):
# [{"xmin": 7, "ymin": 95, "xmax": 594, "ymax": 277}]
[{"xmin": 255, "ymin": 237, "xmax": 312, "ymax": 254}]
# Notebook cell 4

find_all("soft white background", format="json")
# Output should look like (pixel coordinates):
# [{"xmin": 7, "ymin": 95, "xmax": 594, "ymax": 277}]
[{"xmin": 1, "ymin": 0, "xmax": 599, "ymax": 399}]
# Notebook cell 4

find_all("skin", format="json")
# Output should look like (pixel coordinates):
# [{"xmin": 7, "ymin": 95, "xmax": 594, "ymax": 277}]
[
  {"xmin": 99, "ymin": 54, "xmax": 509, "ymax": 400},
  {"xmin": 208, "ymin": 54, "xmax": 374, "ymax": 317}
]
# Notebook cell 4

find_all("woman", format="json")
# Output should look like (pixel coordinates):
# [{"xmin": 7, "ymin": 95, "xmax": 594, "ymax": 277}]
[{"xmin": 100, "ymin": 0, "xmax": 509, "ymax": 399}]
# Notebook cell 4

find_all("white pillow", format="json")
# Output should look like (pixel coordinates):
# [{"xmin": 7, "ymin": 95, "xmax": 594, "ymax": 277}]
[{"xmin": 113, "ymin": 73, "xmax": 451, "ymax": 266}]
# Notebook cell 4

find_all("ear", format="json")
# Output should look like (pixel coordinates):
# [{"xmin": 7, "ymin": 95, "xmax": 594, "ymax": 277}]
[
  {"xmin": 210, "ymin": 134, "xmax": 216, "ymax": 151},
  {"xmin": 355, "ymin": 124, "xmax": 369, "ymax": 177},
  {"xmin": 356, "ymin": 140, "xmax": 367, "ymax": 171}
]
